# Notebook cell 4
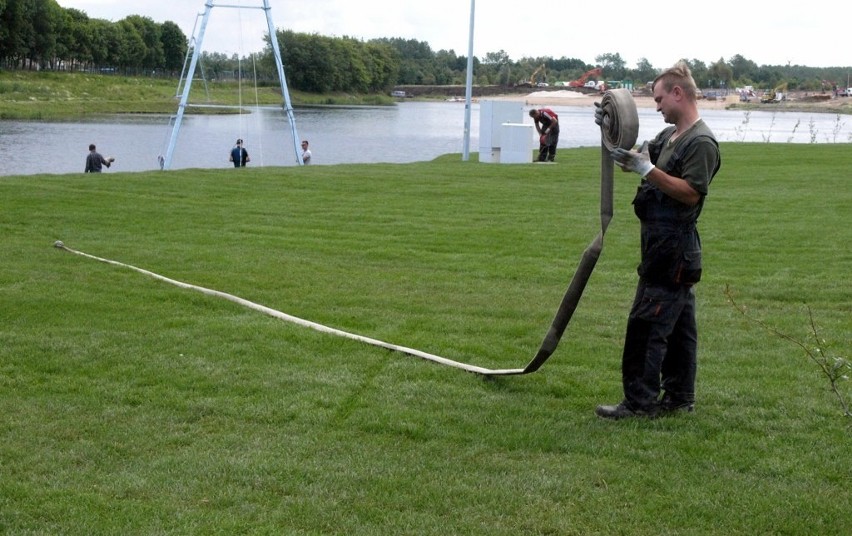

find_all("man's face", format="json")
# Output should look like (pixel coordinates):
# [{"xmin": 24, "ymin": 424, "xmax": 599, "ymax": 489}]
[
  {"xmin": 301, "ymin": 142, "xmax": 308, "ymax": 150},
  {"xmin": 654, "ymin": 83, "xmax": 686, "ymax": 125}
]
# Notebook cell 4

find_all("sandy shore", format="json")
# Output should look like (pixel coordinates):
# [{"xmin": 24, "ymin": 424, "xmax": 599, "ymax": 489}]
[
  {"xmin": 490, "ymin": 89, "xmax": 850, "ymax": 113},
  {"xmin": 491, "ymin": 89, "xmax": 727, "ymax": 109}
]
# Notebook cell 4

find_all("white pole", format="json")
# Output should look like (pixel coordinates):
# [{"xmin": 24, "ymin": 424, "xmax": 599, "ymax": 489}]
[
  {"xmin": 462, "ymin": 0, "xmax": 475, "ymax": 161},
  {"xmin": 163, "ymin": 1, "xmax": 213, "ymax": 170},
  {"xmin": 263, "ymin": 0, "xmax": 303, "ymax": 164},
  {"xmin": 163, "ymin": 1, "xmax": 301, "ymax": 168}
]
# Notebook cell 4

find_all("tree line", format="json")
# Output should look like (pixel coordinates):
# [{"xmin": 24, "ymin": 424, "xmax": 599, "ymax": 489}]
[
  {"xmin": 262, "ymin": 32, "xmax": 850, "ymax": 94},
  {"xmin": 0, "ymin": 0, "xmax": 187, "ymax": 73},
  {"xmin": 2, "ymin": 0, "xmax": 849, "ymax": 93}
]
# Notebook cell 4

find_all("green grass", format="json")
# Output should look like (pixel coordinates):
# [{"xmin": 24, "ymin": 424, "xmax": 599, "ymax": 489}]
[
  {"xmin": 1, "ymin": 145, "xmax": 850, "ymax": 534},
  {"xmin": 0, "ymin": 71, "xmax": 393, "ymax": 120}
]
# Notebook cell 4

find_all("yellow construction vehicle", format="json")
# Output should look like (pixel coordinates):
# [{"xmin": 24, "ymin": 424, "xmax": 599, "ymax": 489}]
[
  {"xmin": 529, "ymin": 64, "xmax": 546, "ymax": 86},
  {"xmin": 761, "ymin": 82, "xmax": 788, "ymax": 103}
]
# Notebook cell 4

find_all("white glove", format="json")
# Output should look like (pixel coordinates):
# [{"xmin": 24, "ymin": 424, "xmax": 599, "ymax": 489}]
[{"xmin": 611, "ymin": 141, "xmax": 654, "ymax": 177}]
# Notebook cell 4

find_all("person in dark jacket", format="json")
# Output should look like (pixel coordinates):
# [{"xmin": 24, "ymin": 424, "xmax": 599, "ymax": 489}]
[
  {"xmin": 84, "ymin": 144, "xmax": 113, "ymax": 173},
  {"xmin": 595, "ymin": 61, "xmax": 722, "ymax": 420},
  {"xmin": 229, "ymin": 139, "xmax": 250, "ymax": 167}
]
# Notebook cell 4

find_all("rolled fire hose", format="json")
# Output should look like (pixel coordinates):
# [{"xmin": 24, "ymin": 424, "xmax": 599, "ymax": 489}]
[
  {"xmin": 55, "ymin": 89, "xmax": 639, "ymax": 377},
  {"xmin": 517, "ymin": 88, "xmax": 639, "ymax": 374}
]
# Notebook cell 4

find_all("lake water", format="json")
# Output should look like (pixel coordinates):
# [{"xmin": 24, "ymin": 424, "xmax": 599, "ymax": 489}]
[{"xmin": 1, "ymin": 101, "xmax": 850, "ymax": 176}]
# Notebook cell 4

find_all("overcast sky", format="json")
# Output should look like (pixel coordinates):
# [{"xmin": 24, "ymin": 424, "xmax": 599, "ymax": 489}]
[{"xmin": 58, "ymin": 1, "xmax": 849, "ymax": 70}]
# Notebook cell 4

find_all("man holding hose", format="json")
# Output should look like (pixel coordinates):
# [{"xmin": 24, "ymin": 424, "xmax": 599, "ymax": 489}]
[{"xmin": 595, "ymin": 61, "xmax": 721, "ymax": 419}]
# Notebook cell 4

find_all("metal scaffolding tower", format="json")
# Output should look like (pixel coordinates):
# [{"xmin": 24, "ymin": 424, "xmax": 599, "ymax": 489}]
[{"xmin": 162, "ymin": 0, "xmax": 302, "ymax": 170}]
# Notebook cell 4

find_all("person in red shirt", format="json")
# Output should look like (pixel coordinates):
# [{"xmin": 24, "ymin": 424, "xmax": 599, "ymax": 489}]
[{"xmin": 529, "ymin": 108, "xmax": 560, "ymax": 162}]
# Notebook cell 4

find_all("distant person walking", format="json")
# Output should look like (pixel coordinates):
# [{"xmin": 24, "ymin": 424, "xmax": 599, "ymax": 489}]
[
  {"xmin": 301, "ymin": 140, "xmax": 312, "ymax": 164},
  {"xmin": 529, "ymin": 108, "xmax": 560, "ymax": 162},
  {"xmin": 84, "ymin": 144, "xmax": 114, "ymax": 173},
  {"xmin": 229, "ymin": 139, "xmax": 250, "ymax": 167}
]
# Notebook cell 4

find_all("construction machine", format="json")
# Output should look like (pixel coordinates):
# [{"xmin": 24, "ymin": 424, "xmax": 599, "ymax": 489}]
[
  {"xmin": 529, "ymin": 64, "xmax": 546, "ymax": 86},
  {"xmin": 760, "ymin": 82, "xmax": 787, "ymax": 103},
  {"xmin": 568, "ymin": 67, "xmax": 603, "ymax": 88}
]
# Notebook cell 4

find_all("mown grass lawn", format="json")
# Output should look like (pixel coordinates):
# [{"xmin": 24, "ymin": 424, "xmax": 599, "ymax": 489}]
[{"xmin": 1, "ymin": 144, "xmax": 849, "ymax": 534}]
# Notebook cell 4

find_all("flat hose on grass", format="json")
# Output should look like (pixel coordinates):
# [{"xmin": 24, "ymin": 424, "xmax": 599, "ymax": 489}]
[
  {"xmin": 54, "ymin": 89, "xmax": 639, "ymax": 376},
  {"xmin": 518, "ymin": 88, "xmax": 639, "ymax": 374}
]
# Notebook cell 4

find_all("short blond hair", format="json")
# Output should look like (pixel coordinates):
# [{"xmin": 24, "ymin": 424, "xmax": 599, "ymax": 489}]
[{"xmin": 653, "ymin": 60, "xmax": 698, "ymax": 101}]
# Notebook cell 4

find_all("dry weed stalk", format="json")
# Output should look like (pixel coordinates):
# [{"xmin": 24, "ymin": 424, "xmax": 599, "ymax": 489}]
[{"xmin": 725, "ymin": 285, "xmax": 850, "ymax": 418}]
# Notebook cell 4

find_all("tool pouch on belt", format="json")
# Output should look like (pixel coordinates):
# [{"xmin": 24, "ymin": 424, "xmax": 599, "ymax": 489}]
[
  {"xmin": 631, "ymin": 130, "xmax": 705, "ymax": 286},
  {"xmin": 633, "ymin": 182, "xmax": 703, "ymax": 286},
  {"xmin": 637, "ymin": 226, "xmax": 702, "ymax": 286}
]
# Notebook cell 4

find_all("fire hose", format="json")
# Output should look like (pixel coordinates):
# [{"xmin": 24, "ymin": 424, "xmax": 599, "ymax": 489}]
[{"xmin": 55, "ymin": 89, "xmax": 639, "ymax": 376}]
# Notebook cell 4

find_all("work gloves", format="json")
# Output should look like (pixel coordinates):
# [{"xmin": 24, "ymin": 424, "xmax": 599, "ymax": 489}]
[
  {"xmin": 595, "ymin": 101, "xmax": 654, "ymax": 177},
  {"xmin": 594, "ymin": 102, "xmax": 604, "ymax": 126},
  {"xmin": 611, "ymin": 141, "xmax": 654, "ymax": 177}
]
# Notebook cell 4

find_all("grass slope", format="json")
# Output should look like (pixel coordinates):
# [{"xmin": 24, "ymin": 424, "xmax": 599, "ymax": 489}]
[
  {"xmin": 0, "ymin": 71, "xmax": 392, "ymax": 120},
  {"xmin": 1, "ymin": 145, "xmax": 850, "ymax": 534}
]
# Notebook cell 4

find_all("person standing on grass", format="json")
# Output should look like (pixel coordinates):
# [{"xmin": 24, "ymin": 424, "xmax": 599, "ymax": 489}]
[
  {"xmin": 301, "ymin": 140, "xmax": 312, "ymax": 164},
  {"xmin": 229, "ymin": 139, "xmax": 250, "ymax": 167},
  {"xmin": 84, "ymin": 144, "xmax": 113, "ymax": 173},
  {"xmin": 594, "ymin": 61, "xmax": 721, "ymax": 420},
  {"xmin": 529, "ymin": 108, "xmax": 559, "ymax": 162}
]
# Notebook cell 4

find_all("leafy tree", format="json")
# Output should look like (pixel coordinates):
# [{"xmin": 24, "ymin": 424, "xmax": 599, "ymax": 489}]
[
  {"xmin": 58, "ymin": 8, "xmax": 91, "ymax": 69},
  {"xmin": 330, "ymin": 38, "xmax": 368, "ymax": 92},
  {"xmin": 2, "ymin": 5, "xmax": 852, "ymax": 97},
  {"xmin": 548, "ymin": 56, "xmax": 586, "ymax": 72},
  {"xmin": 363, "ymin": 41, "xmax": 397, "ymax": 91},
  {"xmin": 684, "ymin": 59, "xmax": 709, "ymax": 87},
  {"xmin": 116, "ymin": 19, "xmax": 146, "ymax": 70},
  {"xmin": 276, "ymin": 31, "xmax": 336, "ymax": 92},
  {"xmin": 596, "ymin": 52, "xmax": 626, "ymax": 79},
  {"xmin": 372, "ymin": 37, "xmax": 437, "ymax": 85},
  {"xmin": 0, "ymin": 0, "xmax": 8, "ymax": 61},
  {"xmin": 434, "ymin": 49, "xmax": 463, "ymax": 85},
  {"xmin": 729, "ymin": 54, "xmax": 758, "ymax": 81},
  {"xmin": 633, "ymin": 57, "xmax": 658, "ymax": 85},
  {"xmin": 481, "ymin": 49, "xmax": 511, "ymax": 85},
  {"xmin": 1, "ymin": 0, "xmax": 36, "ymax": 67},
  {"xmin": 122, "ymin": 15, "xmax": 163, "ymax": 71},
  {"xmin": 87, "ymin": 18, "xmax": 113, "ymax": 67},
  {"xmin": 708, "ymin": 57, "xmax": 733, "ymax": 89},
  {"xmin": 483, "ymin": 50, "xmax": 509, "ymax": 65},
  {"xmin": 32, "ymin": 0, "xmax": 62, "ymax": 68},
  {"xmin": 160, "ymin": 21, "xmax": 187, "ymax": 73},
  {"xmin": 198, "ymin": 51, "xmax": 231, "ymax": 81}
]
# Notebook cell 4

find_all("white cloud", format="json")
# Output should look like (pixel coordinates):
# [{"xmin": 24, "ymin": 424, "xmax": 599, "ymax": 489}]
[{"xmin": 56, "ymin": 1, "xmax": 850, "ymax": 68}]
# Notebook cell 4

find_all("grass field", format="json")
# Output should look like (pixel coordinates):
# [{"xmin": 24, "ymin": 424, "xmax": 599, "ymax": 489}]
[
  {"xmin": 1, "ymin": 144, "xmax": 850, "ymax": 534},
  {"xmin": 0, "ymin": 71, "xmax": 392, "ymax": 120}
]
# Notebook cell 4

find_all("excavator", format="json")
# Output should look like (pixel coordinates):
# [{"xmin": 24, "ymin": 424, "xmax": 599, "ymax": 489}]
[
  {"xmin": 529, "ymin": 64, "xmax": 546, "ymax": 86},
  {"xmin": 568, "ymin": 67, "xmax": 603, "ymax": 88},
  {"xmin": 761, "ymin": 82, "xmax": 787, "ymax": 103}
]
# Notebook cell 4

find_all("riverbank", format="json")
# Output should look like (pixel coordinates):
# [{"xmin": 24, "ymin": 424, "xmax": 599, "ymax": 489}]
[
  {"xmin": 493, "ymin": 89, "xmax": 852, "ymax": 114},
  {"xmin": 0, "ymin": 71, "xmax": 393, "ymax": 120},
  {"xmin": 3, "ymin": 71, "xmax": 849, "ymax": 120}
]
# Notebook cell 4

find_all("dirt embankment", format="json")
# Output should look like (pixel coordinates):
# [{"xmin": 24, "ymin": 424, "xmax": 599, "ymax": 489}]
[{"xmin": 496, "ymin": 89, "xmax": 852, "ymax": 114}]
